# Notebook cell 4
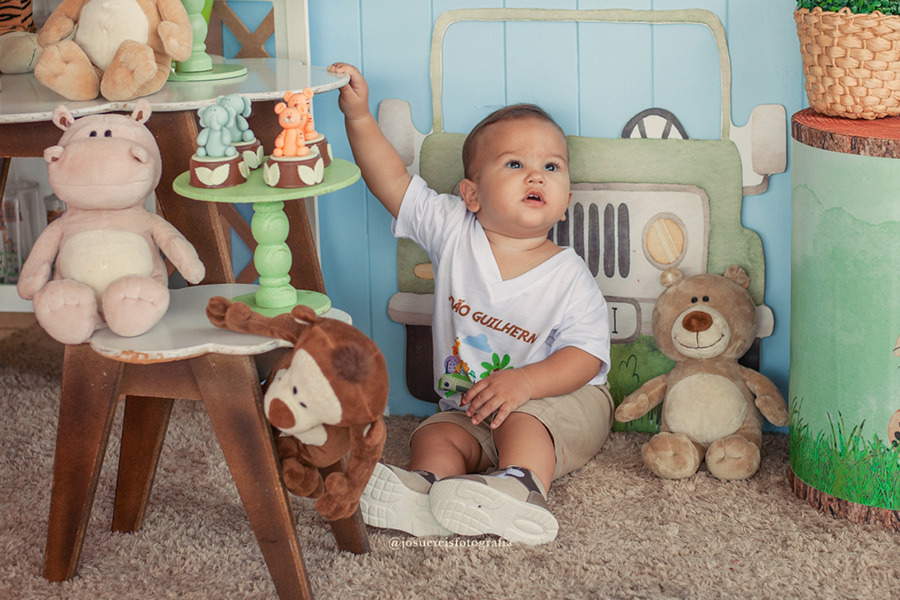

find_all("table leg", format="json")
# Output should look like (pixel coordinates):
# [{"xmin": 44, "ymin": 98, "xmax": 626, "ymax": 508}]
[
  {"xmin": 190, "ymin": 353, "xmax": 312, "ymax": 600},
  {"xmin": 112, "ymin": 396, "xmax": 175, "ymax": 533},
  {"xmin": 44, "ymin": 346, "xmax": 123, "ymax": 582}
]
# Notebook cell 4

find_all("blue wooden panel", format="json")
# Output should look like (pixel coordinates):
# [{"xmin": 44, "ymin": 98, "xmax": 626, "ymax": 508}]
[
  {"xmin": 441, "ymin": 21, "xmax": 507, "ymax": 134},
  {"xmin": 650, "ymin": 0, "xmax": 726, "ymax": 140},
  {"xmin": 578, "ymin": 20, "xmax": 653, "ymax": 138},
  {"xmin": 359, "ymin": 0, "xmax": 436, "ymax": 416},
  {"xmin": 505, "ymin": 20, "xmax": 581, "ymax": 135},
  {"xmin": 308, "ymin": 0, "xmax": 373, "ymax": 336},
  {"xmin": 578, "ymin": 0, "xmax": 653, "ymax": 137},
  {"xmin": 726, "ymin": 0, "xmax": 801, "ymax": 408}
]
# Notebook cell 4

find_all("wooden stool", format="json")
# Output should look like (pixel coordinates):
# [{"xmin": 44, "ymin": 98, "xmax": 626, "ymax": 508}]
[{"xmin": 43, "ymin": 284, "xmax": 369, "ymax": 599}]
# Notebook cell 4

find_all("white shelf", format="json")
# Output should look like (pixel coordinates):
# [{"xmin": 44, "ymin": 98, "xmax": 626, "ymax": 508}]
[{"xmin": 0, "ymin": 284, "xmax": 32, "ymax": 312}]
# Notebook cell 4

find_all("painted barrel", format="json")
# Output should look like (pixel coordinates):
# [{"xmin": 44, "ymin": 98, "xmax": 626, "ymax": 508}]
[{"xmin": 790, "ymin": 109, "xmax": 900, "ymax": 530}]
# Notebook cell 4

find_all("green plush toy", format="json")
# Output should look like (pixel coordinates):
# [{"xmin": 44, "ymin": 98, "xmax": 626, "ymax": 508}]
[{"xmin": 615, "ymin": 266, "xmax": 789, "ymax": 481}]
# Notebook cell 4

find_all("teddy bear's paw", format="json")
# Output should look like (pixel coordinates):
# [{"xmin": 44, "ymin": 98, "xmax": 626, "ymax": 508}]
[
  {"xmin": 706, "ymin": 435, "xmax": 760, "ymax": 480},
  {"xmin": 102, "ymin": 276, "xmax": 169, "ymax": 338},
  {"xmin": 756, "ymin": 395, "xmax": 790, "ymax": 427},
  {"xmin": 316, "ymin": 473, "xmax": 356, "ymax": 521},
  {"xmin": 101, "ymin": 41, "xmax": 158, "ymax": 101},
  {"xmin": 34, "ymin": 40, "xmax": 99, "ymax": 101},
  {"xmin": 281, "ymin": 457, "xmax": 324, "ymax": 498},
  {"xmin": 275, "ymin": 435, "xmax": 302, "ymax": 460},
  {"xmin": 642, "ymin": 432, "xmax": 701, "ymax": 479},
  {"xmin": 0, "ymin": 31, "xmax": 42, "ymax": 74},
  {"xmin": 32, "ymin": 280, "xmax": 101, "ymax": 345},
  {"xmin": 157, "ymin": 21, "xmax": 192, "ymax": 62},
  {"xmin": 615, "ymin": 393, "xmax": 650, "ymax": 422},
  {"xmin": 315, "ymin": 492, "xmax": 356, "ymax": 522}
]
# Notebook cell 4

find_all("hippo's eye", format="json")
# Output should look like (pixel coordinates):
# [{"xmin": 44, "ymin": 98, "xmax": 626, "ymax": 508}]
[
  {"xmin": 691, "ymin": 297, "xmax": 698, "ymax": 303},
  {"xmin": 292, "ymin": 386, "xmax": 298, "ymax": 395},
  {"xmin": 104, "ymin": 130, "xmax": 112, "ymax": 137},
  {"xmin": 702, "ymin": 296, "xmax": 709, "ymax": 302},
  {"xmin": 89, "ymin": 130, "xmax": 97, "ymax": 137},
  {"xmin": 299, "ymin": 402, "xmax": 307, "ymax": 409}
]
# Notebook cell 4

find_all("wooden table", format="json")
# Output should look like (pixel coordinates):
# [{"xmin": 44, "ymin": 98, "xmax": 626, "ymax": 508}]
[{"xmin": 0, "ymin": 57, "xmax": 349, "ymax": 297}]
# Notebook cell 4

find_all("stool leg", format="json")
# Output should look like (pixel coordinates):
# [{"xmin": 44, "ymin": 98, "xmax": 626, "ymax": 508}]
[
  {"xmin": 44, "ymin": 346, "xmax": 122, "ymax": 581},
  {"xmin": 112, "ymin": 396, "xmax": 174, "ymax": 533},
  {"xmin": 318, "ymin": 460, "xmax": 370, "ymax": 554},
  {"xmin": 190, "ymin": 354, "xmax": 312, "ymax": 600}
]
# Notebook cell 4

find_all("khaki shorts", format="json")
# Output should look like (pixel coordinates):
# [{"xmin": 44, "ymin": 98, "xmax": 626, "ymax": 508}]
[{"xmin": 412, "ymin": 384, "xmax": 614, "ymax": 481}]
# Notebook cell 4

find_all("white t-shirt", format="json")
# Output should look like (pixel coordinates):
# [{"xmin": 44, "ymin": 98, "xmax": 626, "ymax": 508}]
[{"xmin": 393, "ymin": 175, "xmax": 611, "ymax": 412}]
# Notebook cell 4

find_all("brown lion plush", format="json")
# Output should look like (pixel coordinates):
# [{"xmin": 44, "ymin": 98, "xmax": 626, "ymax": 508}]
[
  {"xmin": 207, "ymin": 297, "xmax": 387, "ymax": 521},
  {"xmin": 615, "ymin": 266, "xmax": 789, "ymax": 481}
]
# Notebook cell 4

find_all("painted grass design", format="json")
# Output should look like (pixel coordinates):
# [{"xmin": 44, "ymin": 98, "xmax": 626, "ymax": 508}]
[{"xmin": 790, "ymin": 398, "xmax": 900, "ymax": 510}]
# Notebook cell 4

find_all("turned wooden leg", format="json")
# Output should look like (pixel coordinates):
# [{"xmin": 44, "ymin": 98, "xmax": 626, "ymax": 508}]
[
  {"xmin": 318, "ymin": 460, "xmax": 370, "ymax": 555},
  {"xmin": 44, "ymin": 346, "xmax": 123, "ymax": 582},
  {"xmin": 190, "ymin": 353, "xmax": 312, "ymax": 600},
  {"xmin": 112, "ymin": 396, "xmax": 174, "ymax": 533}
]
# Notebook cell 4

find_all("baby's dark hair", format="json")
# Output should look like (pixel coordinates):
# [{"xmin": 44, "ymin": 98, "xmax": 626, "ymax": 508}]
[{"xmin": 461, "ymin": 104, "xmax": 566, "ymax": 179}]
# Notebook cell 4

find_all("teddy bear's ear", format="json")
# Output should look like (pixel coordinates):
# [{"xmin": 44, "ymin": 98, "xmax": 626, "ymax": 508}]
[
  {"xmin": 52, "ymin": 105, "xmax": 74, "ymax": 131},
  {"xmin": 660, "ymin": 267, "xmax": 682, "ymax": 287},
  {"xmin": 724, "ymin": 265, "xmax": 751, "ymax": 289},
  {"xmin": 275, "ymin": 102, "xmax": 287, "ymax": 115},
  {"xmin": 130, "ymin": 99, "xmax": 152, "ymax": 124}
]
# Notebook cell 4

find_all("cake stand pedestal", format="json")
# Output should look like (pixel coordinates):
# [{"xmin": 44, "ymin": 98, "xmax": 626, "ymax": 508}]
[{"xmin": 174, "ymin": 158, "xmax": 360, "ymax": 316}]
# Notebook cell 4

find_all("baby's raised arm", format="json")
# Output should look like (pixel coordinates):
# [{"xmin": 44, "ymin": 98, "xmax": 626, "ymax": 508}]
[{"xmin": 328, "ymin": 63, "xmax": 411, "ymax": 219}]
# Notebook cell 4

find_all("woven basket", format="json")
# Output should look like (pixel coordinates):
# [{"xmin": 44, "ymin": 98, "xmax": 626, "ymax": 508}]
[{"xmin": 795, "ymin": 7, "xmax": 900, "ymax": 119}]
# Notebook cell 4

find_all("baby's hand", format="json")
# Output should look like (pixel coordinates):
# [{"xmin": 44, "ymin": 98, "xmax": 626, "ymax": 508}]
[
  {"xmin": 461, "ymin": 369, "xmax": 535, "ymax": 429},
  {"xmin": 328, "ymin": 62, "xmax": 371, "ymax": 122}
]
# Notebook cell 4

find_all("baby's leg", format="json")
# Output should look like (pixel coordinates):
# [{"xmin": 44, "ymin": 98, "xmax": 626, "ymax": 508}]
[
  {"xmin": 359, "ymin": 419, "xmax": 487, "ymax": 537},
  {"xmin": 409, "ymin": 421, "xmax": 493, "ymax": 478},
  {"xmin": 492, "ymin": 413, "xmax": 555, "ymax": 492}
]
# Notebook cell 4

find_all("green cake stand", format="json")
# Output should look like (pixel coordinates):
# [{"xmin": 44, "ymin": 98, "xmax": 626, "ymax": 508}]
[{"xmin": 174, "ymin": 158, "xmax": 360, "ymax": 316}]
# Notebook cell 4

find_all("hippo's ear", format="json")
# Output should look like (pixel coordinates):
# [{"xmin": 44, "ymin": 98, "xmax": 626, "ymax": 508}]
[
  {"xmin": 52, "ymin": 105, "xmax": 74, "ymax": 131},
  {"xmin": 131, "ymin": 99, "xmax": 152, "ymax": 124}
]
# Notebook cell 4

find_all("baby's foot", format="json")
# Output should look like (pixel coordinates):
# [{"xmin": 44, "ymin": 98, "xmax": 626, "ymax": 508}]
[
  {"xmin": 429, "ymin": 466, "xmax": 558, "ymax": 545},
  {"xmin": 359, "ymin": 463, "xmax": 451, "ymax": 537}
]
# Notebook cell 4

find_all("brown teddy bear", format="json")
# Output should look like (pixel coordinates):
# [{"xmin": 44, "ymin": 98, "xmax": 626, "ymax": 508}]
[
  {"xmin": 615, "ymin": 266, "xmax": 789, "ymax": 480},
  {"xmin": 207, "ymin": 297, "xmax": 388, "ymax": 521},
  {"xmin": 34, "ymin": 0, "xmax": 192, "ymax": 101}
]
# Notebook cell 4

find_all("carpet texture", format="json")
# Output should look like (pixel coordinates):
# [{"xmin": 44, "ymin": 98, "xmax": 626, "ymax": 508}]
[{"xmin": 1, "ymin": 324, "xmax": 898, "ymax": 600}]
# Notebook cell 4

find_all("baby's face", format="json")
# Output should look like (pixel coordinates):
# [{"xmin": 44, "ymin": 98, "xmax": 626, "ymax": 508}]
[{"xmin": 462, "ymin": 117, "xmax": 571, "ymax": 241}]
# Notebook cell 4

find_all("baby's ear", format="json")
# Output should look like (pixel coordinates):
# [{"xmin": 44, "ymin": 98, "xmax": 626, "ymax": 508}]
[{"xmin": 458, "ymin": 179, "xmax": 479, "ymax": 213}]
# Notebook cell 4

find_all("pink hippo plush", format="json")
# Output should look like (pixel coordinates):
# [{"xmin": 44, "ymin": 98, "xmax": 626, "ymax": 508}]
[{"xmin": 17, "ymin": 100, "xmax": 206, "ymax": 344}]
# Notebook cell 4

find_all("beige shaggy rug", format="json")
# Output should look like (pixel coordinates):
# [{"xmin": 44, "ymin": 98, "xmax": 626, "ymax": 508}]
[{"xmin": 1, "ymin": 324, "xmax": 898, "ymax": 600}]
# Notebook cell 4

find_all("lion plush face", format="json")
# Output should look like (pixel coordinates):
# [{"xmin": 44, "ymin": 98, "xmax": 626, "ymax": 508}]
[
  {"xmin": 652, "ymin": 266, "xmax": 757, "ymax": 362},
  {"xmin": 263, "ymin": 316, "xmax": 388, "ymax": 445}
]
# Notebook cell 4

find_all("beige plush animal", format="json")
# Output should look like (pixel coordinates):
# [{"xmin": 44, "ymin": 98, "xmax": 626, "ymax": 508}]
[
  {"xmin": 17, "ymin": 101, "xmax": 205, "ymax": 344},
  {"xmin": 615, "ymin": 266, "xmax": 789, "ymax": 480},
  {"xmin": 34, "ymin": 0, "xmax": 192, "ymax": 101}
]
